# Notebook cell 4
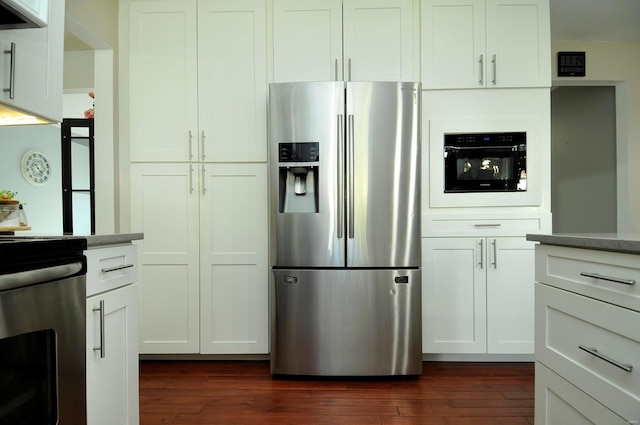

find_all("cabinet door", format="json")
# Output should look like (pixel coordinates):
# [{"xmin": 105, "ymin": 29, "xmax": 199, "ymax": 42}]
[
  {"xmin": 130, "ymin": 163, "xmax": 200, "ymax": 353},
  {"xmin": 273, "ymin": 0, "xmax": 343, "ymax": 82},
  {"xmin": 129, "ymin": 1, "xmax": 198, "ymax": 161},
  {"xmin": 422, "ymin": 238, "xmax": 487, "ymax": 353},
  {"xmin": 485, "ymin": 0, "xmax": 551, "ymax": 87},
  {"xmin": 486, "ymin": 237, "xmax": 535, "ymax": 353},
  {"xmin": 198, "ymin": 0, "xmax": 267, "ymax": 162},
  {"xmin": 421, "ymin": 0, "xmax": 485, "ymax": 88},
  {"xmin": 87, "ymin": 284, "xmax": 139, "ymax": 425},
  {"xmin": 343, "ymin": 0, "xmax": 415, "ymax": 81},
  {"xmin": 0, "ymin": 0, "xmax": 63, "ymax": 122},
  {"xmin": 199, "ymin": 164, "xmax": 269, "ymax": 354}
]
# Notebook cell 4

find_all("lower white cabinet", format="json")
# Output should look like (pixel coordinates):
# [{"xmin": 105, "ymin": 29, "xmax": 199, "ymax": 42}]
[
  {"xmin": 130, "ymin": 162, "xmax": 269, "ymax": 355},
  {"xmin": 422, "ymin": 236, "xmax": 535, "ymax": 354},
  {"xmin": 85, "ymin": 244, "xmax": 139, "ymax": 425}
]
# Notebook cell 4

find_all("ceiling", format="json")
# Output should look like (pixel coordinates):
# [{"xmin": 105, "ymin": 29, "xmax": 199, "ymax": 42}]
[
  {"xmin": 550, "ymin": 0, "xmax": 640, "ymax": 42},
  {"xmin": 62, "ymin": 0, "xmax": 640, "ymax": 52}
]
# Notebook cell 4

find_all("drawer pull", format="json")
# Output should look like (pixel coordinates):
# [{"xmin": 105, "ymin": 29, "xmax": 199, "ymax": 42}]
[
  {"xmin": 101, "ymin": 264, "xmax": 134, "ymax": 274},
  {"xmin": 579, "ymin": 272, "xmax": 635, "ymax": 286},
  {"xmin": 474, "ymin": 223, "xmax": 501, "ymax": 228},
  {"xmin": 578, "ymin": 345, "xmax": 633, "ymax": 372}
]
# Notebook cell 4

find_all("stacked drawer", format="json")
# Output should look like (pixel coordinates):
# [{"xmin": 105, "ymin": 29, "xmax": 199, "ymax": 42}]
[{"xmin": 534, "ymin": 244, "xmax": 640, "ymax": 424}]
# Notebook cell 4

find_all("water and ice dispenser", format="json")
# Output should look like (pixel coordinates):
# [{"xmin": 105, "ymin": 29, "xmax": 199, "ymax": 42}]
[{"xmin": 277, "ymin": 142, "xmax": 319, "ymax": 213}]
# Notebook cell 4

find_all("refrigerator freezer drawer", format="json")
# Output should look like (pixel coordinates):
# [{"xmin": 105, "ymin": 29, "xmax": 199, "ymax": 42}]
[{"xmin": 271, "ymin": 269, "xmax": 422, "ymax": 376}]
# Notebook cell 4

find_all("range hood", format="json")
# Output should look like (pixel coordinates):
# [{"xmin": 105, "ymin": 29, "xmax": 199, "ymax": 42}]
[{"xmin": 0, "ymin": 0, "xmax": 48, "ymax": 29}]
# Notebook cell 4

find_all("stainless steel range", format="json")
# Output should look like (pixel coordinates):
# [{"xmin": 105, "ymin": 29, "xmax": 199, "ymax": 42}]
[{"xmin": 0, "ymin": 238, "xmax": 87, "ymax": 424}]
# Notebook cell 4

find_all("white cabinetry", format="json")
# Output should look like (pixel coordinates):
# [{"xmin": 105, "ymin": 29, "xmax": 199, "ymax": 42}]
[
  {"xmin": 422, "ymin": 236, "xmax": 534, "ymax": 354},
  {"xmin": 273, "ymin": 0, "xmax": 415, "ymax": 82},
  {"xmin": 0, "ymin": 0, "xmax": 63, "ymax": 122},
  {"xmin": 129, "ymin": 0, "xmax": 267, "ymax": 162},
  {"xmin": 421, "ymin": 0, "xmax": 550, "ymax": 89},
  {"xmin": 130, "ymin": 163, "xmax": 269, "ymax": 355},
  {"xmin": 534, "ymin": 244, "xmax": 640, "ymax": 425},
  {"xmin": 85, "ymin": 244, "xmax": 139, "ymax": 425}
]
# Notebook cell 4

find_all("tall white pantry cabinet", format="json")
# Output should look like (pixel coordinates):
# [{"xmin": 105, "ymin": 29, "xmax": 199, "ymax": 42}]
[{"xmin": 128, "ymin": 0, "xmax": 269, "ymax": 354}]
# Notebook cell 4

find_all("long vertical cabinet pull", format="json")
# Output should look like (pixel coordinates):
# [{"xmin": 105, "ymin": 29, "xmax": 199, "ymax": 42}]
[
  {"xmin": 478, "ymin": 239, "xmax": 484, "ymax": 269},
  {"xmin": 189, "ymin": 165, "xmax": 194, "ymax": 193},
  {"xmin": 347, "ymin": 114, "xmax": 355, "ymax": 239},
  {"xmin": 348, "ymin": 58, "xmax": 352, "ymax": 81},
  {"xmin": 93, "ymin": 300, "xmax": 106, "ymax": 358},
  {"xmin": 491, "ymin": 239, "xmax": 497, "ymax": 268},
  {"xmin": 201, "ymin": 131, "xmax": 206, "ymax": 160},
  {"xmin": 201, "ymin": 165, "xmax": 206, "ymax": 194},
  {"xmin": 334, "ymin": 59, "xmax": 339, "ymax": 81},
  {"xmin": 337, "ymin": 115, "xmax": 344, "ymax": 239},
  {"xmin": 491, "ymin": 54, "xmax": 497, "ymax": 85},
  {"xmin": 3, "ymin": 42, "xmax": 16, "ymax": 99},
  {"xmin": 478, "ymin": 54, "xmax": 484, "ymax": 85},
  {"xmin": 188, "ymin": 130, "xmax": 194, "ymax": 159}
]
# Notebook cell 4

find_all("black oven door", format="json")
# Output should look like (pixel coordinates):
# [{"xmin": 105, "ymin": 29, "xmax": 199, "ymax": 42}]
[{"xmin": 444, "ymin": 146, "xmax": 526, "ymax": 193}]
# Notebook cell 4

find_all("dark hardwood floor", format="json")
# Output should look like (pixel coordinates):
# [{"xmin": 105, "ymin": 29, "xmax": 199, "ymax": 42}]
[{"xmin": 139, "ymin": 360, "xmax": 534, "ymax": 425}]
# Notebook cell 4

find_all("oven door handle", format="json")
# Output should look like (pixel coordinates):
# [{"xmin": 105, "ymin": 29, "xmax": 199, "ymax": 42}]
[{"xmin": 0, "ymin": 262, "xmax": 84, "ymax": 292}]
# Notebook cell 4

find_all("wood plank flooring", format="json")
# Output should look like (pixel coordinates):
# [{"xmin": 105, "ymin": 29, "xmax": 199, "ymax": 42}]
[{"xmin": 139, "ymin": 361, "xmax": 534, "ymax": 425}]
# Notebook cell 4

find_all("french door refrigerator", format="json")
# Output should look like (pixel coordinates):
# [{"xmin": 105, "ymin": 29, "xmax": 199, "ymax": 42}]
[{"xmin": 269, "ymin": 81, "xmax": 422, "ymax": 376}]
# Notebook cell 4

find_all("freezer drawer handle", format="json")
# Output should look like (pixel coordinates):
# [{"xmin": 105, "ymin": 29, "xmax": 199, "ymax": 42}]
[
  {"xmin": 578, "ymin": 345, "xmax": 633, "ymax": 372},
  {"xmin": 283, "ymin": 276, "xmax": 298, "ymax": 285},
  {"xmin": 579, "ymin": 272, "xmax": 635, "ymax": 286}
]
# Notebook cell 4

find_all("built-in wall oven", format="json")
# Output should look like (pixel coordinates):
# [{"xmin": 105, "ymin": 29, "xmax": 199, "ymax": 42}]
[
  {"xmin": 0, "ymin": 238, "xmax": 87, "ymax": 425},
  {"xmin": 444, "ymin": 131, "xmax": 527, "ymax": 193}
]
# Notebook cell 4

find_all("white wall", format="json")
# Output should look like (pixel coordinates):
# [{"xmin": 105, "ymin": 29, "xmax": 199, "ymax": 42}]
[{"xmin": 552, "ymin": 40, "xmax": 640, "ymax": 233}]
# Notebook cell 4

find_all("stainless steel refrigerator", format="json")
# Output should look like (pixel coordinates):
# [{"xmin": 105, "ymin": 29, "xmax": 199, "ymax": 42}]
[{"xmin": 269, "ymin": 81, "xmax": 422, "ymax": 376}]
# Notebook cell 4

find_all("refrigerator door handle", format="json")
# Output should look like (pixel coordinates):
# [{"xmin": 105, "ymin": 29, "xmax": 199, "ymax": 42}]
[
  {"xmin": 348, "ymin": 114, "xmax": 355, "ymax": 239},
  {"xmin": 337, "ymin": 114, "xmax": 345, "ymax": 239}
]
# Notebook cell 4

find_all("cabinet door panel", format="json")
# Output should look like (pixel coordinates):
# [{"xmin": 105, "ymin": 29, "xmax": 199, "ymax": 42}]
[
  {"xmin": 423, "ymin": 238, "xmax": 487, "ymax": 353},
  {"xmin": 486, "ymin": 0, "xmax": 551, "ymax": 87},
  {"xmin": 198, "ymin": 0, "xmax": 267, "ymax": 162},
  {"xmin": 87, "ymin": 284, "xmax": 139, "ymax": 425},
  {"xmin": 421, "ymin": 0, "xmax": 485, "ymax": 88},
  {"xmin": 343, "ymin": 0, "xmax": 414, "ymax": 81},
  {"xmin": 130, "ymin": 163, "xmax": 200, "ymax": 353},
  {"xmin": 200, "ymin": 164, "xmax": 268, "ymax": 354},
  {"xmin": 273, "ymin": 0, "xmax": 343, "ymax": 82},
  {"xmin": 486, "ymin": 237, "xmax": 535, "ymax": 353},
  {"xmin": 129, "ymin": 1, "xmax": 198, "ymax": 161}
]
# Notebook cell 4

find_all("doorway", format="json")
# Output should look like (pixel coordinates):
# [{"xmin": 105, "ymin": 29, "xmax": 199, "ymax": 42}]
[{"xmin": 550, "ymin": 86, "xmax": 617, "ymax": 233}]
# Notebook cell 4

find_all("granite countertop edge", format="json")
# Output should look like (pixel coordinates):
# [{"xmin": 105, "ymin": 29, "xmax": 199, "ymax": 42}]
[
  {"xmin": 526, "ymin": 233, "xmax": 640, "ymax": 254},
  {"xmin": 1, "ymin": 233, "xmax": 144, "ymax": 248}
]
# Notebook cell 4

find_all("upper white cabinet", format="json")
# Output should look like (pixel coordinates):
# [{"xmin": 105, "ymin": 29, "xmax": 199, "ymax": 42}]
[
  {"xmin": 421, "ymin": 0, "xmax": 550, "ymax": 89},
  {"xmin": 129, "ymin": 0, "xmax": 267, "ymax": 162},
  {"xmin": 273, "ymin": 0, "xmax": 415, "ymax": 82},
  {"xmin": 0, "ymin": 0, "xmax": 63, "ymax": 122}
]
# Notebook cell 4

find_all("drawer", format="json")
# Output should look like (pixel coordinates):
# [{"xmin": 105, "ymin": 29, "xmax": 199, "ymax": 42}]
[
  {"xmin": 422, "ymin": 214, "xmax": 547, "ymax": 237},
  {"xmin": 86, "ymin": 244, "xmax": 137, "ymax": 297},
  {"xmin": 535, "ymin": 244, "xmax": 640, "ymax": 312},
  {"xmin": 535, "ymin": 362, "xmax": 630, "ymax": 425},
  {"xmin": 536, "ymin": 283, "xmax": 640, "ymax": 422}
]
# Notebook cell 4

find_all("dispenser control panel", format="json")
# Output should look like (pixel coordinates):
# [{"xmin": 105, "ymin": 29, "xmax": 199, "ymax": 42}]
[{"xmin": 279, "ymin": 142, "xmax": 319, "ymax": 163}]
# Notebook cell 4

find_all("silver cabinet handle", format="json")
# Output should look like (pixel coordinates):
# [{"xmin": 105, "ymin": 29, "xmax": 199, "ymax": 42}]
[
  {"xmin": 334, "ymin": 59, "xmax": 338, "ymax": 81},
  {"xmin": 578, "ymin": 345, "xmax": 633, "ymax": 372},
  {"xmin": 580, "ymin": 272, "xmax": 635, "ymax": 286},
  {"xmin": 478, "ymin": 239, "xmax": 484, "ymax": 269},
  {"xmin": 474, "ymin": 223, "xmax": 501, "ymax": 228},
  {"xmin": 201, "ymin": 165, "xmax": 206, "ymax": 194},
  {"xmin": 189, "ymin": 165, "xmax": 194, "ymax": 193},
  {"xmin": 201, "ymin": 130, "xmax": 206, "ymax": 160},
  {"xmin": 348, "ymin": 58, "xmax": 352, "ymax": 81},
  {"xmin": 93, "ymin": 300, "xmax": 105, "ymax": 359},
  {"xmin": 101, "ymin": 264, "xmax": 134, "ymax": 274},
  {"xmin": 491, "ymin": 239, "xmax": 497, "ymax": 269},
  {"xmin": 3, "ymin": 42, "xmax": 16, "ymax": 99},
  {"xmin": 347, "ymin": 114, "xmax": 355, "ymax": 239},
  {"xmin": 479, "ymin": 54, "xmax": 483, "ymax": 85},
  {"xmin": 491, "ymin": 54, "xmax": 497, "ymax": 85},
  {"xmin": 337, "ymin": 114, "xmax": 344, "ymax": 239},
  {"xmin": 188, "ymin": 130, "xmax": 194, "ymax": 159}
]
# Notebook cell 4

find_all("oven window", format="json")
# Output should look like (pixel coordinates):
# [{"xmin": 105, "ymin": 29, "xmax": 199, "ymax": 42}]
[{"xmin": 0, "ymin": 330, "xmax": 57, "ymax": 424}]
